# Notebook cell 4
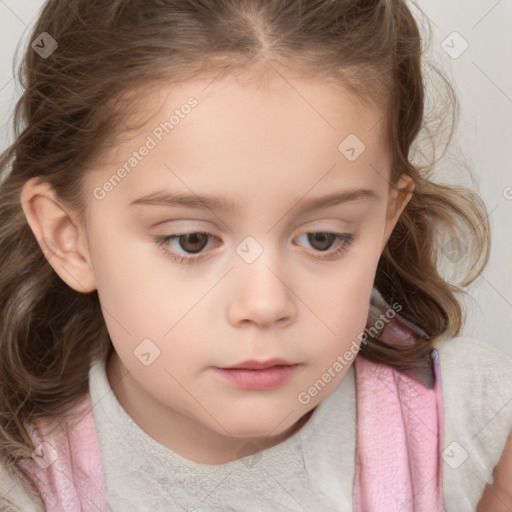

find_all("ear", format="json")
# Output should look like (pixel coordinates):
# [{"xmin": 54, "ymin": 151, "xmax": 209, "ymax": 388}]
[
  {"xmin": 20, "ymin": 177, "xmax": 97, "ymax": 293},
  {"xmin": 380, "ymin": 173, "xmax": 415, "ymax": 252}
]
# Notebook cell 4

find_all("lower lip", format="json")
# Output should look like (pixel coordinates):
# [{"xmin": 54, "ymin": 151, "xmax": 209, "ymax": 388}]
[{"xmin": 213, "ymin": 364, "xmax": 299, "ymax": 390}]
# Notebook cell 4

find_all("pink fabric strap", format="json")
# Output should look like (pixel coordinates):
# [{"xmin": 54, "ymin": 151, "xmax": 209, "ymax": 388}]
[
  {"xmin": 353, "ymin": 349, "xmax": 445, "ymax": 511},
  {"xmin": 18, "ymin": 393, "xmax": 109, "ymax": 512}
]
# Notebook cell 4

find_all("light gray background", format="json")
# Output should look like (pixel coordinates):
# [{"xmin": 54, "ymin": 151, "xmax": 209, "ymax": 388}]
[{"xmin": 1, "ymin": 1, "xmax": 511, "ymax": 354}]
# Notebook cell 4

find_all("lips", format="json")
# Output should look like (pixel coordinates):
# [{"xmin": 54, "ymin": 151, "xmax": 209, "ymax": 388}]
[
  {"xmin": 213, "ymin": 359, "xmax": 299, "ymax": 390},
  {"xmin": 219, "ymin": 358, "xmax": 296, "ymax": 370}
]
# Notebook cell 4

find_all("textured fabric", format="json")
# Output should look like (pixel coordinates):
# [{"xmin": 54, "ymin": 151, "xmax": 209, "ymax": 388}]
[
  {"xmin": 353, "ymin": 289, "xmax": 445, "ymax": 511},
  {"xmin": 438, "ymin": 337, "xmax": 512, "ymax": 509},
  {"xmin": 353, "ymin": 350, "xmax": 444, "ymax": 511},
  {"xmin": 89, "ymin": 355, "xmax": 354, "ymax": 511},
  {"xmin": 17, "ymin": 395, "xmax": 109, "ymax": 512},
  {"xmin": 15, "ymin": 287, "xmax": 446, "ymax": 511},
  {"xmin": 6, "ymin": 337, "xmax": 512, "ymax": 511}
]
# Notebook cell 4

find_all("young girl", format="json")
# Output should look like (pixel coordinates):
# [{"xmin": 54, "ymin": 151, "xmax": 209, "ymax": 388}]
[{"xmin": 1, "ymin": 0, "xmax": 511, "ymax": 510}]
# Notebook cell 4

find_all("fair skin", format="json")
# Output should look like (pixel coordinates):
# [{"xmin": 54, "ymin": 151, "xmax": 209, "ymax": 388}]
[{"xmin": 20, "ymin": 65, "xmax": 414, "ymax": 465}]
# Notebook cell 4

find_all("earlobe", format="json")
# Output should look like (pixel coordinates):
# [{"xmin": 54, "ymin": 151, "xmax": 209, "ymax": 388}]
[{"xmin": 20, "ymin": 177, "xmax": 97, "ymax": 293}]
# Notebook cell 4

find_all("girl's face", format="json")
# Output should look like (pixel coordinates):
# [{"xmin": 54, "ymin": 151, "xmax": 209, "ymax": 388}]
[{"xmin": 25, "ymin": 69, "xmax": 413, "ymax": 463}]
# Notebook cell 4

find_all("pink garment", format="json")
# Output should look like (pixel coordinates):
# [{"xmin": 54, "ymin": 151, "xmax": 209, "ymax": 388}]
[
  {"xmin": 18, "ymin": 295, "xmax": 445, "ymax": 511},
  {"xmin": 18, "ymin": 395, "xmax": 108, "ymax": 511},
  {"xmin": 353, "ymin": 350, "xmax": 445, "ymax": 511}
]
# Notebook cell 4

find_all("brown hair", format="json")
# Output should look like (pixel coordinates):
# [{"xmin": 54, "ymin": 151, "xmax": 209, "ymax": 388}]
[{"xmin": 0, "ymin": 0, "xmax": 490, "ymax": 503}]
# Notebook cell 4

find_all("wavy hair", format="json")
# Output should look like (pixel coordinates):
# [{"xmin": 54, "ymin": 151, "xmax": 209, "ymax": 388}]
[{"xmin": 0, "ymin": 0, "xmax": 490, "ymax": 503}]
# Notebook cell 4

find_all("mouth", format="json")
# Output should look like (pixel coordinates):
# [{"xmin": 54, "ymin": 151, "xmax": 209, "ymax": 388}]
[
  {"xmin": 212, "ymin": 360, "xmax": 299, "ymax": 390},
  {"xmin": 219, "ymin": 358, "xmax": 296, "ymax": 370}
]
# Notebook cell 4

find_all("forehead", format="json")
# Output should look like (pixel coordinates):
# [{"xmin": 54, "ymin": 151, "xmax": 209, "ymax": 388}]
[{"xmin": 84, "ymin": 70, "xmax": 390, "ymax": 207}]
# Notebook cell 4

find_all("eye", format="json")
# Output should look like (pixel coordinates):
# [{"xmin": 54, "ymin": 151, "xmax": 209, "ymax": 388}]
[
  {"xmin": 172, "ymin": 232, "xmax": 209, "ymax": 253},
  {"xmin": 301, "ymin": 232, "xmax": 337, "ymax": 251},
  {"xmin": 295, "ymin": 232, "xmax": 354, "ymax": 260},
  {"xmin": 152, "ymin": 232, "xmax": 218, "ymax": 264},
  {"xmin": 152, "ymin": 230, "xmax": 355, "ymax": 265}
]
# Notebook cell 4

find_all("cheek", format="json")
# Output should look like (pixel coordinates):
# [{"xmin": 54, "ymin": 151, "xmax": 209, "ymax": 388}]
[
  {"xmin": 88, "ymin": 223, "xmax": 219, "ymax": 383},
  {"xmin": 89, "ymin": 218, "xmax": 195, "ymax": 324},
  {"xmin": 301, "ymin": 236, "xmax": 382, "ymax": 358},
  {"xmin": 313, "ymin": 234, "xmax": 381, "ymax": 315}
]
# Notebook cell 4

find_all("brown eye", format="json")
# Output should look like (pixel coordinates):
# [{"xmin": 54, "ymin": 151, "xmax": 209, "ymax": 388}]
[
  {"xmin": 153, "ymin": 231, "xmax": 219, "ymax": 264},
  {"xmin": 294, "ymin": 231, "xmax": 355, "ymax": 261},
  {"xmin": 307, "ymin": 232, "xmax": 337, "ymax": 251},
  {"xmin": 178, "ymin": 233, "xmax": 209, "ymax": 253}
]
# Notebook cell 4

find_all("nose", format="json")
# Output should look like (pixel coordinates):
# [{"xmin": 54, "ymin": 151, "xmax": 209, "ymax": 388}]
[{"xmin": 226, "ymin": 252, "xmax": 296, "ymax": 328}]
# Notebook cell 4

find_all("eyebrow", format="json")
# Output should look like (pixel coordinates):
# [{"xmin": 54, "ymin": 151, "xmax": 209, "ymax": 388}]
[{"xmin": 129, "ymin": 188, "xmax": 378, "ymax": 214}]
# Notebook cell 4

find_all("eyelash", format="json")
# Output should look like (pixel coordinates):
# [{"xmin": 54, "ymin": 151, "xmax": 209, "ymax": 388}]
[{"xmin": 152, "ymin": 231, "xmax": 355, "ymax": 265}]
